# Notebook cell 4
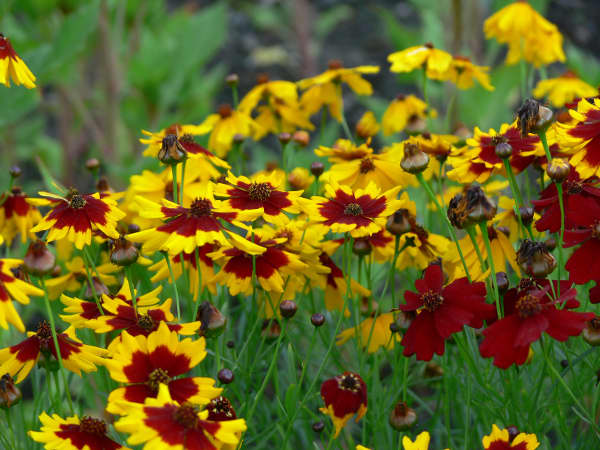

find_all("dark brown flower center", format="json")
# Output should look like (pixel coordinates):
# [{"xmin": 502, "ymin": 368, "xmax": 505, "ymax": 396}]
[
  {"xmin": 338, "ymin": 373, "xmax": 360, "ymax": 392},
  {"xmin": 147, "ymin": 368, "xmax": 171, "ymax": 393},
  {"xmin": 36, "ymin": 321, "xmax": 52, "ymax": 342},
  {"xmin": 328, "ymin": 59, "xmax": 343, "ymax": 70},
  {"xmin": 173, "ymin": 403, "xmax": 199, "ymax": 429},
  {"xmin": 69, "ymin": 194, "xmax": 87, "ymax": 209},
  {"xmin": 590, "ymin": 318, "xmax": 600, "ymax": 330},
  {"xmin": 79, "ymin": 416, "xmax": 107, "ymax": 435},
  {"xmin": 359, "ymin": 158, "xmax": 375, "ymax": 173},
  {"xmin": 515, "ymin": 294, "xmax": 543, "ymax": 318},
  {"xmin": 565, "ymin": 180, "xmax": 583, "ymax": 194},
  {"xmin": 421, "ymin": 290, "xmax": 444, "ymax": 312},
  {"xmin": 208, "ymin": 396, "xmax": 236, "ymax": 420},
  {"xmin": 137, "ymin": 314, "xmax": 156, "ymax": 331},
  {"xmin": 491, "ymin": 135, "xmax": 508, "ymax": 146},
  {"xmin": 344, "ymin": 202, "xmax": 363, "ymax": 216},
  {"xmin": 190, "ymin": 199, "xmax": 212, "ymax": 216},
  {"xmin": 248, "ymin": 182, "xmax": 272, "ymax": 201}
]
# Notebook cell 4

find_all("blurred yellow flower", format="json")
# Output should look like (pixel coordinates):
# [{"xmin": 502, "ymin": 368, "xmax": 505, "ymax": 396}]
[
  {"xmin": 0, "ymin": 34, "xmax": 36, "ymax": 89},
  {"xmin": 355, "ymin": 111, "xmax": 380, "ymax": 139},
  {"xmin": 382, "ymin": 94, "xmax": 435, "ymax": 136},
  {"xmin": 336, "ymin": 312, "xmax": 401, "ymax": 353},
  {"xmin": 533, "ymin": 71, "xmax": 597, "ymax": 107},
  {"xmin": 443, "ymin": 56, "xmax": 494, "ymax": 91},
  {"xmin": 388, "ymin": 43, "xmax": 452, "ymax": 80}
]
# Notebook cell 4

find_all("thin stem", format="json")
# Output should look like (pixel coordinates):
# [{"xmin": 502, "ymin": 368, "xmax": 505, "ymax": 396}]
[
  {"xmin": 82, "ymin": 248, "xmax": 104, "ymax": 315},
  {"xmin": 556, "ymin": 182, "xmax": 566, "ymax": 295},
  {"xmin": 465, "ymin": 226, "xmax": 485, "ymax": 274},
  {"xmin": 171, "ymin": 164, "xmax": 178, "ymax": 204},
  {"xmin": 337, "ymin": 84, "xmax": 354, "ymax": 142},
  {"xmin": 124, "ymin": 266, "xmax": 138, "ymax": 319},
  {"xmin": 389, "ymin": 236, "xmax": 400, "ymax": 305},
  {"xmin": 164, "ymin": 253, "xmax": 181, "ymax": 320},
  {"xmin": 231, "ymin": 84, "xmax": 239, "ymax": 108},
  {"xmin": 179, "ymin": 159, "xmax": 186, "ymax": 206},
  {"xmin": 502, "ymin": 158, "xmax": 533, "ymax": 239},
  {"xmin": 478, "ymin": 222, "xmax": 501, "ymax": 318}
]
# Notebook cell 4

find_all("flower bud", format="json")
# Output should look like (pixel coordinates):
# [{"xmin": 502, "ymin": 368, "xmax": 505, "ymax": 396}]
[
  {"xmin": 496, "ymin": 271, "xmax": 509, "ymax": 294},
  {"xmin": 225, "ymin": 73, "xmax": 239, "ymax": 87},
  {"xmin": 544, "ymin": 237, "xmax": 557, "ymax": 252},
  {"xmin": 389, "ymin": 401, "xmax": 417, "ymax": 431},
  {"xmin": 424, "ymin": 361, "xmax": 444, "ymax": 378},
  {"xmin": 96, "ymin": 177, "xmax": 110, "ymax": 193},
  {"xmin": 494, "ymin": 142, "xmax": 513, "ymax": 159},
  {"xmin": 393, "ymin": 310, "xmax": 415, "ymax": 330},
  {"xmin": 447, "ymin": 185, "xmax": 496, "ymax": 228},
  {"xmin": 386, "ymin": 209, "xmax": 413, "ymax": 236},
  {"xmin": 516, "ymin": 98, "xmax": 554, "ymax": 136},
  {"xmin": 278, "ymin": 132, "xmax": 292, "ymax": 145},
  {"xmin": 109, "ymin": 237, "xmax": 139, "ymax": 267},
  {"xmin": 197, "ymin": 302, "xmax": 227, "ymax": 338},
  {"xmin": 292, "ymin": 130, "xmax": 310, "ymax": 147},
  {"xmin": 226, "ymin": 340, "xmax": 235, "ymax": 349},
  {"xmin": 233, "ymin": 133, "xmax": 246, "ymax": 144},
  {"xmin": 311, "ymin": 313, "xmax": 325, "ymax": 327},
  {"xmin": 352, "ymin": 238, "xmax": 372, "ymax": 256},
  {"xmin": 583, "ymin": 317, "xmax": 600, "ymax": 346},
  {"xmin": 23, "ymin": 240, "xmax": 56, "ymax": 277},
  {"xmin": 400, "ymin": 143, "xmax": 429, "ymax": 174},
  {"xmin": 519, "ymin": 206, "xmax": 534, "ymax": 226},
  {"xmin": 217, "ymin": 368, "xmax": 234, "ymax": 384},
  {"xmin": 85, "ymin": 158, "xmax": 100, "ymax": 172},
  {"xmin": 405, "ymin": 116, "xmax": 426, "ymax": 135},
  {"xmin": 310, "ymin": 161, "xmax": 325, "ymax": 177},
  {"xmin": 158, "ymin": 134, "xmax": 187, "ymax": 165},
  {"xmin": 9, "ymin": 165, "xmax": 22, "ymax": 179},
  {"xmin": 516, "ymin": 239, "xmax": 557, "ymax": 278},
  {"xmin": 507, "ymin": 426, "xmax": 520, "ymax": 442},
  {"xmin": 546, "ymin": 158, "xmax": 570, "ymax": 183},
  {"xmin": 279, "ymin": 300, "xmax": 298, "ymax": 319},
  {"xmin": 0, "ymin": 374, "xmax": 21, "ymax": 409},
  {"xmin": 312, "ymin": 421, "xmax": 325, "ymax": 433}
]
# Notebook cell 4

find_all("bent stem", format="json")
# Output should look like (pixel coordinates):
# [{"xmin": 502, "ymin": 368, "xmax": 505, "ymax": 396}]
[{"xmin": 478, "ymin": 222, "xmax": 501, "ymax": 318}]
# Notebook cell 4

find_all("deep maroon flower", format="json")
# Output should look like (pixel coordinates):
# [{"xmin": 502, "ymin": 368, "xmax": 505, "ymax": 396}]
[
  {"xmin": 320, "ymin": 372, "xmax": 367, "ymax": 437},
  {"xmin": 564, "ymin": 223, "xmax": 600, "ymax": 285},
  {"xmin": 480, "ymin": 280, "xmax": 594, "ymax": 368},
  {"xmin": 398, "ymin": 264, "xmax": 493, "ymax": 361}
]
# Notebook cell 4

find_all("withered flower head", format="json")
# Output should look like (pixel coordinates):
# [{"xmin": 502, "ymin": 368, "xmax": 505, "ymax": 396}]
[
  {"xmin": 516, "ymin": 98, "xmax": 553, "ymax": 136},
  {"xmin": 386, "ymin": 209, "xmax": 413, "ymax": 236},
  {"xmin": 447, "ymin": 185, "xmax": 496, "ymax": 228},
  {"xmin": 158, "ymin": 134, "xmax": 187, "ymax": 165},
  {"xmin": 352, "ymin": 238, "xmax": 372, "ymax": 256},
  {"xmin": 546, "ymin": 158, "xmax": 570, "ymax": 183},
  {"xmin": 23, "ymin": 240, "xmax": 56, "ymax": 276},
  {"xmin": 197, "ymin": 301, "xmax": 227, "ymax": 338},
  {"xmin": 0, "ymin": 374, "xmax": 21, "ymax": 409},
  {"xmin": 400, "ymin": 143, "xmax": 430, "ymax": 174},
  {"xmin": 516, "ymin": 239, "xmax": 557, "ymax": 278},
  {"xmin": 388, "ymin": 401, "xmax": 417, "ymax": 431},
  {"xmin": 583, "ymin": 316, "xmax": 600, "ymax": 346},
  {"xmin": 109, "ymin": 236, "xmax": 139, "ymax": 266}
]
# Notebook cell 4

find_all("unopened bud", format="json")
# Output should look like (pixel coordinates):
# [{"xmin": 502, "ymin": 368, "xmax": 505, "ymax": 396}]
[
  {"xmin": 292, "ymin": 130, "xmax": 310, "ymax": 147},
  {"xmin": 278, "ymin": 132, "xmax": 292, "ymax": 145},
  {"xmin": 311, "ymin": 313, "xmax": 325, "ymax": 327},
  {"xmin": 352, "ymin": 238, "xmax": 372, "ymax": 256},
  {"xmin": 279, "ymin": 300, "xmax": 297, "ymax": 319},
  {"xmin": 312, "ymin": 421, "xmax": 325, "ymax": 433},
  {"xmin": 544, "ymin": 237, "xmax": 557, "ymax": 252},
  {"xmin": 9, "ymin": 165, "xmax": 21, "ymax": 178},
  {"xmin": 496, "ymin": 271, "xmax": 509, "ymax": 294},
  {"xmin": 546, "ymin": 158, "xmax": 570, "ymax": 183},
  {"xmin": 310, "ymin": 161, "xmax": 325, "ymax": 177},
  {"xmin": 197, "ymin": 302, "xmax": 227, "ymax": 338},
  {"xmin": 85, "ymin": 158, "xmax": 100, "ymax": 172},
  {"xmin": 494, "ymin": 142, "xmax": 513, "ymax": 159},
  {"xmin": 389, "ymin": 401, "xmax": 417, "ymax": 431},
  {"xmin": 109, "ymin": 237, "xmax": 139, "ymax": 266},
  {"xmin": 400, "ymin": 143, "xmax": 429, "ymax": 174},
  {"xmin": 23, "ymin": 240, "xmax": 56, "ymax": 277},
  {"xmin": 516, "ymin": 239, "xmax": 557, "ymax": 278},
  {"xmin": 583, "ymin": 317, "xmax": 600, "ymax": 346},
  {"xmin": 386, "ymin": 209, "xmax": 412, "ymax": 236},
  {"xmin": 217, "ymin": 368, "xmax": 234, "ymax": 384},
  {"xmin": 225, "ymin": 73, "xmax": 239, "ymax": 87},
  {"xmin": 84, "ymin": 277, "xmax": 109, "ymax": 300},
  {"xmin": 519, "ymin": 206, "xmax": 534, "ymax": 226}
]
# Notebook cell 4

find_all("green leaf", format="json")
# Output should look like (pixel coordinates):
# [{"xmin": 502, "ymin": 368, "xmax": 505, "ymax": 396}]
[
  {"xmin": 284, "ymin": 383, "xmax": 299, "ymax": 415},
  {"xmin": 0, "ymin": 87, "xmax": 40, "ymax": 127},
  {"xmin": 376, "ymin": 7, "xmax": 419, "ymax": 51}
]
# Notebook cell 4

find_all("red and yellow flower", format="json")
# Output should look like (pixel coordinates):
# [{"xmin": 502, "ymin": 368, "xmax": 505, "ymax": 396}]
[
  {"xmin": 0, "ymin": 34, "xmax": 36, "ymax": 88},
  {"xmin": 0, "ymin": 187, "xmax": 42, "ymax": 245},
  {"xmin": 482, "ymin": 424, "xmax": 540, "ymax": 449},
  {"xmin": 44, "ymin": 256, "xmax": 118, "ymax": 300},
  {"xmin": 0, "ymin": 258, "xmax": 43, "ymax": 332},
  {"xmin": 320, "ymin": 371, "xmax": 367, "ymax": 438}
]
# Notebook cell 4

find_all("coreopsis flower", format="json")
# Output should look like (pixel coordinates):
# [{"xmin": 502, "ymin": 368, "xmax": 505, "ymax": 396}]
[
  {"xmin": 0, "ymin": 187, "xmax": 42, "ymax": 245},
  {"xmin": 533, "ymin": 71, "xmax": 597, "ymax": 108},
  {"xmin": 484, "ymin": 1, "xmax": 565, "ymax": 67},
  {"xmin": 447, "ymin": 122, "xmax": 543, "ymax": 183},
  {"xmin": 197, "ymin": 104, "xmax": 260, "ymax": 157},
  {"xmin": 395, "ymin": 217, "xmax": 450, "ymax": 271},
  {"xmin": 127, "ymin": 183, "xmax": 263, "ymax": 255},
  {"xmin": 405, "ymin": 132, "xmax": 459, "ymax": 162},
  {"xmin": 382, "ymin": 94, "xmax": 435, "ymax": 136},
  {"xmin": 516, "ymin": 239, "xmax": 556, "ymax": 278},
  {"xmin": 0, "ymin": 34, "xmax": 36, "ymax": 88},
  {"xmin": 336, "ymin": 312, "xmax": 401, "ymax": 353},
  {"xmin": 355, "ymin": 111, "xmax": 380, "ymax": 139},
  {"xmin": 29, "ymin": 190, "xmax": 125, "ymax": 250},
  {"xmin": 479, "ymin": 280, "xmax": 594, "ymax": 368},
  {"xmin": 442, "ymin": 56, "xmax": 494, "ymax": 91},
  {"xmin": 564, "ymin": 223, "xmax": 600, "ymax": 285},
  {"xmin": 301, "ymin": 182, "xmax": 403, "ymax": 238},
  {"xmin": 44, "ymin": 256, "xmax": 118, "ymax": 300},
  {"xmin": 0, "ymin": 321, "xmax": 108, "ymax": 383},
  {"xmin": 298, "ymin": 60, "xmax": 380, "ymax": 121},
  {"xmin": 388, "ymin": 43, "xmax": 453, "ymax": 80},
  {"xmin": 29, "ymin": 413, "xmax": 128, "ymax": 450},
  {"xmin": 287, "ymin": 167, "xmax": 314, "ymax": 191},
  {"xmin": 0, "ymin": 258, "xmax": 43, "ymax": 332},
  {"xmin": 114, "ymin": 383, "xmax": 246, "ymax": 449},
  {"xmin": 209, "ymin": 228, "xmax": 308, "ymax": 296},
  {"xmin": 399, "ymin": 264, "xmax": 493, "ymax": 361},
  {"xmin": 482, "ymin": 424, "xmax": 540, "ymax": 449},
  {"xmin": 320, "ymin": 372, "xmax": 367, "ymax": 438},
  {"xmin": 315, "ymin": 138, "xmax": 372, "ymax": 163},
  {"xmin": 214, "ymin": 171, "xmax": 302, "ymax": 226},
  {"xmin": 140, "ymin": 123, "xmax": 206, "ymax": 156},
  {"xmin": 105, "ymin": 322, "xmax": 221, "ymax": 414}
]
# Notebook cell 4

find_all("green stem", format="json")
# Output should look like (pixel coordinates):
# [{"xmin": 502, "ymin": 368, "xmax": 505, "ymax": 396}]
[
  {"xmin": 401, "ymin": 356, "xmax": 409, "ymax": 402},
  {"xmin": 389, "ymin": 236, "xmax": 400, "ymax": 305},
  {"xmin": 556, "ymin": 182, "xmax": 565, "ymax": 295},
  {"xmin": 125, "ymin": 266, "xmax": 138, "ymax": 318},
  {"xmin": 171, "ymin": 164, "xmax": 178, "ymax": 204},
  {"xmin": 82, "ymin": 248, "xmax": 104, "ymax": 315},
  {"xmin": 478, "ymin": 222, "xmax": 501, "ymax": 318},
  {"xmin": 231, "ymin": 84, "xmax": 239, "ymax": 108},
  {"xmin": 164, "ymin": 253, "xmax": 181, "ymax": 320},
  {"xmin": 502, "ymin": 158, "xmax": 533, "ymax": 239},
  {"xmin": 465, "ymin": 226, "xmax": 485, "ymax": 274},
  {"xmin": 179, "ymin": 159, "xmax": 186, "ymax": 206},
  {"xmin": 337, "ymin": 84, "xmax": 354, "ymax": 142}
]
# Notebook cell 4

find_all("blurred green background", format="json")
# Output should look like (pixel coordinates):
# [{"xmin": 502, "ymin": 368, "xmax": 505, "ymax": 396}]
[{"xmin": 1, "ymin": 0, "xmax": 599, "ymax": 192}]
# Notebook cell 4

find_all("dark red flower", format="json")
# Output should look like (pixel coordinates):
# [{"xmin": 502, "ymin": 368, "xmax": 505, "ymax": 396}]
[
  {"xmin": 398, "ymin": 264, "xmax": 493, "ymax": 361},
  {"xmin": 477, "ymin": 125, "xmax": 540, "ymax": 174},
  {"xmin": 564, "ymin": 224, "xmax": 600, "ymax": 285},
  {"xmin": 320, "ymin": 372, "xmax": 367, "ymax": 437}
]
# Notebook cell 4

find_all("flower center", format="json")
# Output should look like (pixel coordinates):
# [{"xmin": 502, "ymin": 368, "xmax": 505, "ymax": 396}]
[
  {"xmin": 515, "ymin": 294, "xmax": 543, "ymax": 318},
  {"xmin": 218, "ymin": 104, "xmax": 233, "ymax": 118},
  {"xmin": 147, "ymin": 368, "xmax": 171, "ymax": 393},
  {"xmin": 36, "ymin": 321, "xmax": 53, "ymax": 343},
  {"xmin": 79, "ymin": 416, "xmax": 107, "ymax": 435},
  {"xmin": 421, "ymin": 290, "xmax": 444, "ymax": 312},
  {"xmin": 190, "ymin": 199, "xmax": 212, "ymax": 216},
  {"xmin": 566, "ymin": 181, "xmax": 582, "ymax": 194},
  {"xmin": 248, "ymin": 182, "xmax": 272, "ymax": 201},
  {"xmin": 338, "ymin": 373, "xmax": 360, "ymax": 392},
  {"xmin": 491, "ymin": 135, "xmax": 508, "ymax": 146},
  {"xmin": 137, "ymin": 314, "xmax": 156, "ymax": 331},
  {"xmin": 69, "ymin": 194, "xmax": 87, "ymax": 209},
  {"xmin": 173, "ymin": 403, "xmax": 199, "ymax": 429},
  {"xmin": 328, "ymin": 59, "xmax": 343, "ymax": 70},
  {"xmin": 208, "ymin": 396, "xmax": 236, "ymax": 420},
  {"xmin": 359, "ymin": 157, "xmax": 375, "ymax": 173},
  {"xmin": 344, "ymin": 202, "xmax": 363, "ymax": 216}
]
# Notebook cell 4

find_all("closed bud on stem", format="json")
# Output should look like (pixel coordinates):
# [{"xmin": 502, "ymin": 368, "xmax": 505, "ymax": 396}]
[
  {"xmin": 9, "ymin": 165, "xmax": 21, "ymax": 179},
  {"xmin": 546, "ymin": 158, "xmax": 570, "ymax": 183},
  {"xmin": 278, "ymin": 132, "xmax": 292, "ymax": 145},
  {"xmin": 424, "ymin": 361, "xmax": 444, "ymax": 378},
  {"xmin": 496, "ymin": 271, "xmax": 509, "ymax": 294},
  {"xmin": 311, "ymin": 313, "xmax": 325, "ymax": 327},
  {"xmin": 225, "ymin": 73, "xmax": 239, "ymax": 87},
  {"xmin": 217, "ymin": 368, "xmax": 234, "ymax": 384},
  {"xmin": 386, "ymin": 209, "xmax": 412, "ymax": 236},
  {"xmin": 389, "ymin": 401, "xmax": 417, "ymax": 431},
  {"xmin": 352, "ymin": 238, "xmax": 372, "ymax": 256},
  {"xmin": 109, "ymin": 237, "xmax": 139, "ymax": 267},
  {"xmin": 312, "ymin": 421, "xmax": 325, "ymax": 433},
  {"xmin": 158, "ymin": 134, "xmax": 187, "ymax": 165},
  {"xmin": 279, "ymin": 300, "xmax": 297, "ymax": 319},
  {"xmin": 400, "ymin": 143, "xmax": 429, "ymax": 174},
  {"xmin": 544, "ymin": 237, "xmax": 557, "ymax": 252},
  {"xmin": 310, "ymin": 161, "xmax": 324, "ymax": 177},
  {"xmin": 292, "ymin": 130, "xmax": 310, "ymax": 147},
  {"xmin": 85, "ymin": 158, "xmax": 100, "ymax": 172},
  {"xmin": 494, "ymin": 142, "xmax": 513, "ymax": 159},
  {"xmin": 23, "ymin": 240, "xmax": 56, "ymax": 277},
  {"xmin": 507, "ymin": 426, "xmax": 520, "ymax": 443},
  {"xmin": 0, "ymin": 374, "xmax": 21, "ymax": 409},
  {"xmin": 516, "ymin": 239, "xmax": 557, "ymax": 278},
  {"xmin": 519, "ymin": 206, "xmax": 534, "ymax": 226},
  {"xmin": 197, "ymin": 302, "xmax": 227, "ymax": 338},
  {"xmin": 583, "ymin": 317, "xmax": 600, "ymax": 346}
]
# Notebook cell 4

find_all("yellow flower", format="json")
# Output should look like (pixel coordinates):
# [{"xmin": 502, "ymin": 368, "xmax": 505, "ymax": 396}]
[
  {"xmin": 533, "ymin": 71, "xmax": 597, "ymax": 108},
  {"xmin": 443, "ymin": 56, "xmax": 494, "ymax": 91},
  {"xmin": 45, "ymin": 256, "xmax": 118, "ymax": 300},
  {"xmin": 336, "ymin": 312, "xmax": 401, "ymax": 353},
  {"xmin": 0, "ymin": 187, "xmax": 42, "ymax": 246},
  {"xmin": 0, "ymin": 259, "xmax": 43, "ymax": 332},
  {"xmin": 140, "ymin": 123, "xmax": 209, "ymax": 158},
  {"xmin": 382, "ymin": 94, "xmax": 436, "ymax": 136},
  {"xmin": 482, "ymin": 424, "xmax": 539, "ymax": 449},
  {"xmin": 402, "ymin": 431, "xmax": 431, "ymax": 450},
  {"xmin": 0, "ymin": 34, "xmax": 36, "ymax": 89},
  {"xmin": 355, "ymin": 111, "xmax": 380, "ymax": 139},
  {"xmin": 288, "ymin": 167, "xmax": 314, "ymax": 191},
  {"xmin": 388, "ymin": 43, "xmax": 452, "ymax": 80}
]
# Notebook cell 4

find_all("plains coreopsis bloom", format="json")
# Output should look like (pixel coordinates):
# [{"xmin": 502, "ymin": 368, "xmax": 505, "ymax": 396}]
[
  {"xmin": 382, "ymin": 94, "xmax": 435, "ymax": 136},
  {"xmin": 388, "ymin": 43, "xmax": 452, "ymax": 80},
  {"xmin": 533, "ymin": 71, "xmax": 597, "ymax": 108},
  {"xmin": 0, "ymin": 187, "xmax": 42, "ymax": 245},
  {"xmin": 394, "ymin": 216, "xmax": 450, "ymax": 271},
  {"xmin": 0, "ymin": 258, "xmax": 43, "ymax": 332},
  {"xmin": 320, "ymin": 371, "xmax": 367, "ymax": 438},
  {"xmin": 443, "ymin": 56, "xmax": 494, "ymax": 91},
  {"xmin": 105, "ymin": 323, "xmax": 221, "ymax": 414},
  {"xmin": 336, "ymin": 312, "xmax": 401, "ymax": 353},
  {"xmin": 482, "ymin": 424, "xmax": 540, "ymax": 449},
  {"xmin": 0, "ymin": 34, "xmax": 36, "ymax": 88},
  {"xmin": 302, "ymin": 182, "xmax": 402, "ymax": 238},
  {"xmin": 399, "ymin": 264, "xmax": 493, "ymax": 361},
  {"xmin": 355, "ymin": 111, "xmax": 380, "ymax": 139},
  {"xmin": 114, "ymin": 384, "xmax": 246, "ymax": 449},
  {"xmin": 29, "ymin": 413, "xmax": 129, "ymax": 450},
  {"xmin": 0, "ymin": 321, "xmax": 108, "ymax": 383},
  {"xmin": 564, "ymin": 223, "xmax": 600, "ymax": 285},
  {"xmin": 479, "ymin": 280, "xmax": 594, "ymax": 368},
  {"xmin": 29, "ymin": 190, "xmax": 125, "ymax": 249}
]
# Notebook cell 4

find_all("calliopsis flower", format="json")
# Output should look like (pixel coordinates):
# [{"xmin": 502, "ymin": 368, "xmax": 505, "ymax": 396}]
[
  {"xmin": 388, "ymin": 43, "xmax": 453, "ymax": 80},
  {"xmin": 533, "ymin": 71, "xmax": 597, "ymax": 108},
  {"xmin": 315, "ymin": 138, "xmax": 372, "ymax": 163},
  {"xmin": 382, "ymin": 94, "xmax": 435, "ymax": 136},
  {"xmin": 301, "ymin": 181, "xmax": 403, "ymax": 238},
  {"xmin": 298, "ymin": 61, "xmax": 379, "ymax": 122},
  {"xmin": 394, "ymin": 217, "xmax": 450, "ymax": 271},
  {"xmin": 114, "ymin": 383, "xmax": 247, "ymax": 449},
  {"xmin": 29, "ymin": 190, "xmax": 125, "ymax": 250},
  {"xmin": 482, "ymin": 424, "xmax": 540, "ymax": 449},
  {"xmin": 320, "ymin": 371, "xmax": 367, "ymax": 437},
  {"xmin": 0, "ymin": 33, "xmax": 36, "ymax": 88},
  {"xmin": 0, "ymin": 258, "xmax": 43, "ymax": 332},
  {"xmin": 336, "ymin": 312, "xmax": 400, "ymax": 353},
  {"xmin": 140, "ymin": 123, "xmax": 208, "ymax": 157},
  {"xmin": 355, "ymin": 111, "xmax": 380, "ymax": 139},
  {"xmin": 442, "ymin": 55, "xmax": 494, "ymax": 91},
  {"xmin": 287, "ymin": 167, "xmax": 314, "ymax": 191},
  {"xmin": 479, "ymin": 280, "xmax": 594, "ymax": 368},
  {"xmin": 0, "ymin": 187, "xmax": 42, "ymax": 245},
  {"xmin": 405, "ymin": 133, "xmax": 459, "ymax": 162},
  {"xmin": 105, "ymin": 322, "xmax": 221, "ymax": 414},
  {"xmin": 214, "ymin": 171, "xmax": 302, "ymax": 226},
  {"xmin": 29, "ymin": 413, "xmax": 128, "ymax": 450},
  {"xmin": 564, "ymin": 223, "xmax": 600, "ymax": 285},
  {"xmin": 0, "ymin": 321, "xmax": 108, "ymax": 383},
  {"xmin": 399, "ymin": 264, "xmax": 493, "ymax": 361}
]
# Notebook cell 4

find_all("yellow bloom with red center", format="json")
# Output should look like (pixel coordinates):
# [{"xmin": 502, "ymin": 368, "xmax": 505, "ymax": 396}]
[
  {"xmin": 0, "ymin": 187, "xmax": 42, "ymax": 245},
  {"xmin": 114, "ymin": 383, "xmax": 246, "ymax": 450},
  {"xmin": 482, "ymin": 424, "xmax": 539, "ymax": 449},
  {"xmin": 105, "ymin": 322, "xmax": 221, "ymax": 415},
  {"xmin": 288, "ymin": 167, "xmax": 315, "ymax": 191},
  {"xmin": 355, "ymin": 111, "xmax": 380, "ymax": 139},
  {"xmin": 128, "ymin": 182, "xmax": 263, "ymax": 255},
  {"xmin": 215, "ymin": 171, "xmax": 302, "ymax": 226},
  {"xmin": 382, "ymin": 94, "xmax": 436, "ymax": 136},
  {"xmin": 0, "ymin": 34, "xmax": 36, "ymax": 88},
  {"xmin": 209, "ymin": 227, "xmax": 308, "ymax": 296},
  {"xmin": 442, "ymin": 56, "xmax": 494, "ymax": 91},
  {"xmin": 29, "ymin": 190, "xmax": 125, "ymax": 250},
  {"xmin": 140, "ymin": 123, "xmax": 214, "ymax": 157},
  {"xmin": 302, "ymin": 182, "xmax": 403, "ymax": 238},
  {"xmin": 0, "ymin": 321, "xmax": 108, "ymax": 383},
  {"xmin": 45, "ymin": 256, "xmax": 119, "ymax": 300},
  {"xmin": 299, "ymin": 61, "xmax": 379, "ymax": 122},
  {"xmin": 29, "ymin": 413, "xmax": 130, "ymax": 450},
  {"xmin": 336, "ymin": 312, "xmax": 400, "ymax": 353},
  {"xmin": 533, "ymin": 71, "xmax": 597, "ymax": 108},
  {"xmin": 0, "ymin": 259, "xmax": 43, "ymax": 332},
  {"xmin": 484, "ymin": 1, "xmax": 565, "ymax": 67},
  {"xmin": 388, "ymin": 43, "xmax": 452, "ymax": 80},
  {"xmin": 320, "ymin": 371, "xmax": 367, "ymax": 438}
]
